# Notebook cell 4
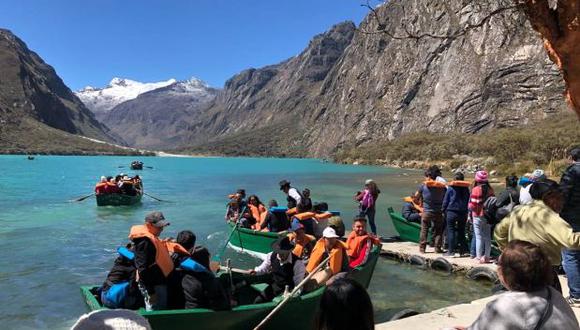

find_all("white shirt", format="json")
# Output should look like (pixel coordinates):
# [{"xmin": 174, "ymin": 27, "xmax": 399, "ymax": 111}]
[
  {"xmin": 519, "ymin": 184, "xmax": 533, "ymax": 205},
  {"xmin": 254, "ymin": 252, "xmax": 306, "ymax": 286},
  {"xmin": 288, "ymin": 188, "xmax": 302, "ymax": 206}
]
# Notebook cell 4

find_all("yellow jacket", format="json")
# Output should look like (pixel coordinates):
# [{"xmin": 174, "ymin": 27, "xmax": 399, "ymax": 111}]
[{"xmin": 494, "ymin": 200, "xmax": 580, "ymax": 265}]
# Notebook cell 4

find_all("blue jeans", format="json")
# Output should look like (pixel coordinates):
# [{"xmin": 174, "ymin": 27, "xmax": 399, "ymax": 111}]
[
  {"xmin": 473, "ymin": 217, "xmax": 491, "ymax": 259},
  {"xmin": 563, "ymin": 249, "xmax": 580, "ymax": 298},
  {"xmin": 362, "ymin": 207, "xmax": 377, "ymax": 235},
  {"xmin": 446, "ymin": 211, "xmax": 467, "ymax": 254}
]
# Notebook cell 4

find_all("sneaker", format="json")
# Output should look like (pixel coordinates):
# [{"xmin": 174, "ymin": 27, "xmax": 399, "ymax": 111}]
[
  {"xmin": 566, "ymin": 296, "xmax": 580, "ymax": 307},
  {"xmin": 435, "ymin": 248, "xmax": 444, "ymax": 254}
]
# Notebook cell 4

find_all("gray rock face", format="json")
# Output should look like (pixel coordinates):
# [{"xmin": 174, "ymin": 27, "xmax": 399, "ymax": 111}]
[
  {"xmin": 102, "ymin": 79, "xmax": 217, "ymax": 149},
  {"xmin": 0, "ymin": 28, "xmax": 116, "ymax": 143},
  {"xmin": 183, "ymin": 0, "xmax": 566, "ymax": 157}
]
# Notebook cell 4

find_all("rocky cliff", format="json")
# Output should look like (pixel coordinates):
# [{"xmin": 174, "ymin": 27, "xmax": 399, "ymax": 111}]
[
  {"xmin": 183, "ymin": 0, "xmax": 567, "ymax": 157},
  {"xmin": 0, "ymin": 28, "xmax": 125, "ymax": 153}
]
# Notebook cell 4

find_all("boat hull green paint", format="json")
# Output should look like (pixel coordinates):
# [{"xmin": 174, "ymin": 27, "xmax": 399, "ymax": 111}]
[
  {"xmin": 96, "ymin": 193, "xmax": 142, "ymax": 206},
  {"xmin": 388, "ymin": 207, "xmax": 500, "ymax": 256},
  {"xmin": 80, "ymin": 247, "xmax": 380, "ymax": 330},
  {"xmin": 227, "ymin": 222, "xmax": 284, "ymax": 259}
]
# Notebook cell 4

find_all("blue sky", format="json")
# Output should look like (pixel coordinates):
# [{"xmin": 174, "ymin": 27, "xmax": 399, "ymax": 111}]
[{"xmin": 0, "ymin": 0, "xmax": 371, "ymax": 90}]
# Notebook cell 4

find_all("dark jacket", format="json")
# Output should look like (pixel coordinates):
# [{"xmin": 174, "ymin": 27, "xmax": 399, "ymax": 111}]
[
  {"xmin": 270, "ymin": 252, "xmax": 300, "ymax": 295},
  {"xmin": 402, "ymin": 202, "xmax": 421, "ymax": 223},
  {"xmin": 561, "ymin": 163, "xmax": 580, "ymax": 228},
  {"xmin": 418, "ymin": 184, "xmax": 446, "ymax": 213},
  {"xmin": 495, "ymin": 187, "xmax": 520, "ymax": 208},
  {"xmin": 182, "ymin": 271, "xmax": 230, "ymax": 310},
  {"xmin": 261, "ymin": 211, "xmax": 290, "ymax": 232},
  {"xmin": 442, "ymin": 186, "xmax": 470, "ymax": 213},
  {"xmin": 102, "ymin": 255, "xmax": 136, "ymax": 291},
  {"xmin": 132, "ymin": 237, "xmax": 166, "ymax": 292},
  {"xmin": 297, "ymin": 198, "xmax": 313, "ymax": 213}
]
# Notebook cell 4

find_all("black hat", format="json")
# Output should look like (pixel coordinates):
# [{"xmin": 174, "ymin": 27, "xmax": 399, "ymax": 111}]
[
  {"xmin": 272, "ymin": 237, "xmax": 294, "ymax": 253},
  {"xmin": 279, "ymin": 180, "xmax": 291, "ymax": 190},
  {"xmin": 145, "ymin": 211, "xmax": 170, "ymax": 227}
]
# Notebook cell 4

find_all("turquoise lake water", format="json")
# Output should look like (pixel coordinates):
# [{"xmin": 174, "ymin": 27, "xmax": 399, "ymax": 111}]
[{"xmin": 0, "ymin": 155, "xmax": 490, "ymax": 329}]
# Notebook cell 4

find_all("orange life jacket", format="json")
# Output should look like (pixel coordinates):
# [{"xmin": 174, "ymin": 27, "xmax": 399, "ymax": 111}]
[
  {"xmin": 128, "ymin": 225, "xmax": 174, "ymax": 277},
  {"xmin": 288, "ymin": 232, "xmax": 315, "ymax": 258},
  {"xmin": 403, "ymin": 196, "xmax": 424, "ymax": 213},
  {"xmin": 249, "ymin": 204, "xmax": 268, "ymax": 230},
  {"xmin": 95, "ymin": 182, "xmax": 107, "ymax": 194},
  {"xmin": 164, "ymin": 241, "xmax": 190, "ymax": 256},
  {"xmin": 314, "ymin": 212, "xmax": 332, "ymax": 220},
  {"xmin": 424, "ymin": 180, "xmax": 447, "ymax": 189},
  {"xmin": 293, "ymin": 212, "xmax": 316, "ymax": 221},
  {"xmin": 448, "ymin": 180, "xmax": 471, "ymax": 187},
  {"xmin": 306, "ymin": 239, "xmax": 348, "ymax": 275},
  {"xmin": 286, "ymin": 207, "xmax": 297, "ymax": 216},
  {"xmin": 346, "ymin": 231, "xmax": 380, "ymax": 258}
]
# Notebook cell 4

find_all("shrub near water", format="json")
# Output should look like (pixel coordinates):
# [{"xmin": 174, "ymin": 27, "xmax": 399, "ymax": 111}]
[{"xmin": 336, "ymin": 114, "xmax": 580, "ymax": 175}]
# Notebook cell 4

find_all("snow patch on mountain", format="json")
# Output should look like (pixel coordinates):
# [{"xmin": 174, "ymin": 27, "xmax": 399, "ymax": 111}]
[{"xmin": 75, "ymin": 77, "xmax": 177, "ymax": 114}]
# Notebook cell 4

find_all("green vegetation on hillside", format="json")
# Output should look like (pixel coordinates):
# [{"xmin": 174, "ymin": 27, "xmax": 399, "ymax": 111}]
[
  {"xmin": 335, "ymin": 113, "xmax": 580, "ymax": 175},
  {"xmin": 182, "ymin": 122, "xmax": 306, "ymax": 158},
  {"xmin": 0, "ymin": 117, "xmax": 151, "ymax": 156}
]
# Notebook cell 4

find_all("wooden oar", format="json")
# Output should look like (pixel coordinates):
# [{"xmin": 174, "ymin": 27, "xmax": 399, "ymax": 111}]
[
  {"xmin": 145, "ymin": 166, "xmax": 154, "ymax": 169},
  {"xmin": 118, "ymin": 165, "xmax": 125, "ymax": 168},
  {"xmin": 143, "ymin": 192, "xmax": 170, "ymax": 202},
  {"xmin": 71, "ymin": 193, "xmax": 95, "ymax": 202},
  {"xmin": 253, "ymin": 254, "xmax": 332, "ymax": 330},
  {"xmin": 219, "ymin": 266, "xmax": 252, "ymax": 274},
  {"xmin": 209, "ymin": 206, "xmax": 247, "ymax": 270}
]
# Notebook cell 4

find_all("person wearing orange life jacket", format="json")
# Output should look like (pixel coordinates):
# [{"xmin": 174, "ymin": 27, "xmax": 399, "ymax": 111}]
[
  {"xmin": 129, "ymin": 211, "xmax": 173, "ymax": 310},
  {"xmin": 402, "ymin": 193, "xmax": 423, "ymax": 223},
  {"xmin": 247, "ymin": 195, "xmax": 267, "ymax": 230},
  {"xmin": 442, "ymin": 172, "xmax": 471, "ymax": 257},
  {"xmin": 306, "ymin": 227, "xmax": 349, "ymax": 276},
  {"xmin": 287, "ymin": 221, "xmax": 316, "ymax": 264},
  {"xmin": 95, "ymin": 176, "xmax": 108, "ymax": 195},
  {"xmin": 417, "ymin": 165, "xmax": 447, "ymax": 254},
  {"xmin": 346, "ymin": 217, "xmax": 381, "ymax": 269}
]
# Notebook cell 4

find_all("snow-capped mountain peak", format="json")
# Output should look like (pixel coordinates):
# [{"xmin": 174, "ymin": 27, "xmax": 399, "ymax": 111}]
[{"xmin": 75, "ymin": 77, "xmax": 177, "ymax": 115}]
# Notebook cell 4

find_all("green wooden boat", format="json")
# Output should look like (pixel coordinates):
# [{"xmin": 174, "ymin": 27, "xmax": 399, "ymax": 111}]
[
  {"xmin": 227, "ymin": 222, "xmax": 284, "ymax": 259},
  {"xmin": 80, "ymin": 246, "xmax": 380, "ymax": 330},
  {"xmin": 96, "ymin": 193, "xmax": 143, "ymax": 206},
  {"xmin": 387, "ymin": 207, "xmax": 500, "ymax": 256}
]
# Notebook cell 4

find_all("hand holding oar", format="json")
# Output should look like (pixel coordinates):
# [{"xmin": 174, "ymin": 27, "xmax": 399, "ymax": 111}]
[
  {"xmin": 210, "ymin": 206, "xmax": 247, "ymax": 271},
  {"xmin": 70, "ymin": 193, "xmax": 95, "ymax": 202},
  {"xmin": 144, "ymin": 192, "xmax": 170, "ymax": 202},
  {"xmin": 253, "ymin": 254, "xmax": 332, "ymax": 330}
]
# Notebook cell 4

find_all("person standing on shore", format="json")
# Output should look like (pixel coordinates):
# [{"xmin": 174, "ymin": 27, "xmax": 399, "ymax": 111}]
[
  {"xmin": 469, "ymin": 171, "xmax": 494, "ymax": 263},
  {"xmin": 560, "ymin": 147, "xmax": 580, "ymax": 305},
  {"xmin": 354, "ymin": 179, "xmax": 381, "ymax": 235},
  {"xmin": 442, "ymin": 172, "xmax": 471, "ymax": 256},
  {"xmin": 417, "ymin": 166, "xmax": 446, "ymax": 254}
]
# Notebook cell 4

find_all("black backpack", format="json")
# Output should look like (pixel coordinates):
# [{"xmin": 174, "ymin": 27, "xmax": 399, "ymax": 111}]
[{"xmin": 483, "ymin": 196, "xmax": 499, "ymax": 225}]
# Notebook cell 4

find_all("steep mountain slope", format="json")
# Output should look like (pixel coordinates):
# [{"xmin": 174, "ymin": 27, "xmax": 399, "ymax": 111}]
[
  {"xmin": 183, "ymin": 0, "xmax": 567, "ymax": 157},
  {"xmin": 101, "ymin": 78, "xmax": 217, "ymax": 149},
  {"xmin": 0, "ymin": 28, "xmax": 127, "ymax": 153},
  {"xmin": 184, "ymin": 21, "xmax": 357, "ymax": 149},
  {"xmin": 76, "ymin": 78, "xmax": 177, "ymax": 119}
]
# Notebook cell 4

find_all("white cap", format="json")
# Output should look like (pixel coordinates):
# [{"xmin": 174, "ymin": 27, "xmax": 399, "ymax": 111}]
[
  {"xmin": 100, "ymin": 176, "xmax": 107, "ymax": 182},
  {"xmin": 365, "ymin": 179, "xmax": 374, "ymax": 185},
  {"xmin": 323, "ymin": 227, "xmax": 339, "ymax": 238},
  {"xmin": 71, "ymin": 309, "xmax": 151, "ymax": 330}
]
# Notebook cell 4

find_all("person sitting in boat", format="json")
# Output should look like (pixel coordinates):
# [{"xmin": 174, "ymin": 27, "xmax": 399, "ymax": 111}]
[
  {"xmin": 306, "ymin": 227, "xmax": 349, "ymax": 279},
  {"xmin": 132, "ymin": 175, "xmax": 143, "ymax": 194},
  {"xmin": 402, "ymin": 192, "xmax": 422, "ymax": 223},
  {"xmin": 106, "ymin": 176, "xmax": 121, "ymax": 194},
  {"xmin": 247, "ymin": 195, "xmax": 267, "ymax": 230},
  {"xmin": 296, "ymin": 188, "xmax": 313, "ymax": 213},
  {"xmin": 249, "ymin": 237, "xmax": 306, "ymax": 303},
  {"xmin": 167, "ymin": 230, "xmax": 196, "ymax": 309},
  {"xmin": 129, "ymin": 211, "xmax": 173, "ymax": 310},
  {"xmin": 287, "ymin": 221, "xmax": 316, "ymax": 264},
  {"xmin": 181, "ymin": 246, "xmax": 230, "ymax": 310},
  {"xmin": 346, "ymin": 217, "xmax": 381, "ymax": 269},
  {"xmin": 99, "ymin": 243, "xmax": 142, "ymax": 310},
  {"xmin": 279, "ymin": 180, "xmax": 303, "ymax": 209},
  {"xmin": 260, "ymin": 200, "xmax": 290, "ymax": 232},
  {"xmin": 227, "ymin": 189, "xmax": 247, "ymax": 209},
  {"xmin": 95, "ymin": 176, "xmax": 108, "ymax": 195},
  {"xmin": 120, "ymin": 176, "xmax": 137, "ymax": 196},
  {"xmin": 225, "ymin": 199, "xmax": 241, "ymax": 222}
]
